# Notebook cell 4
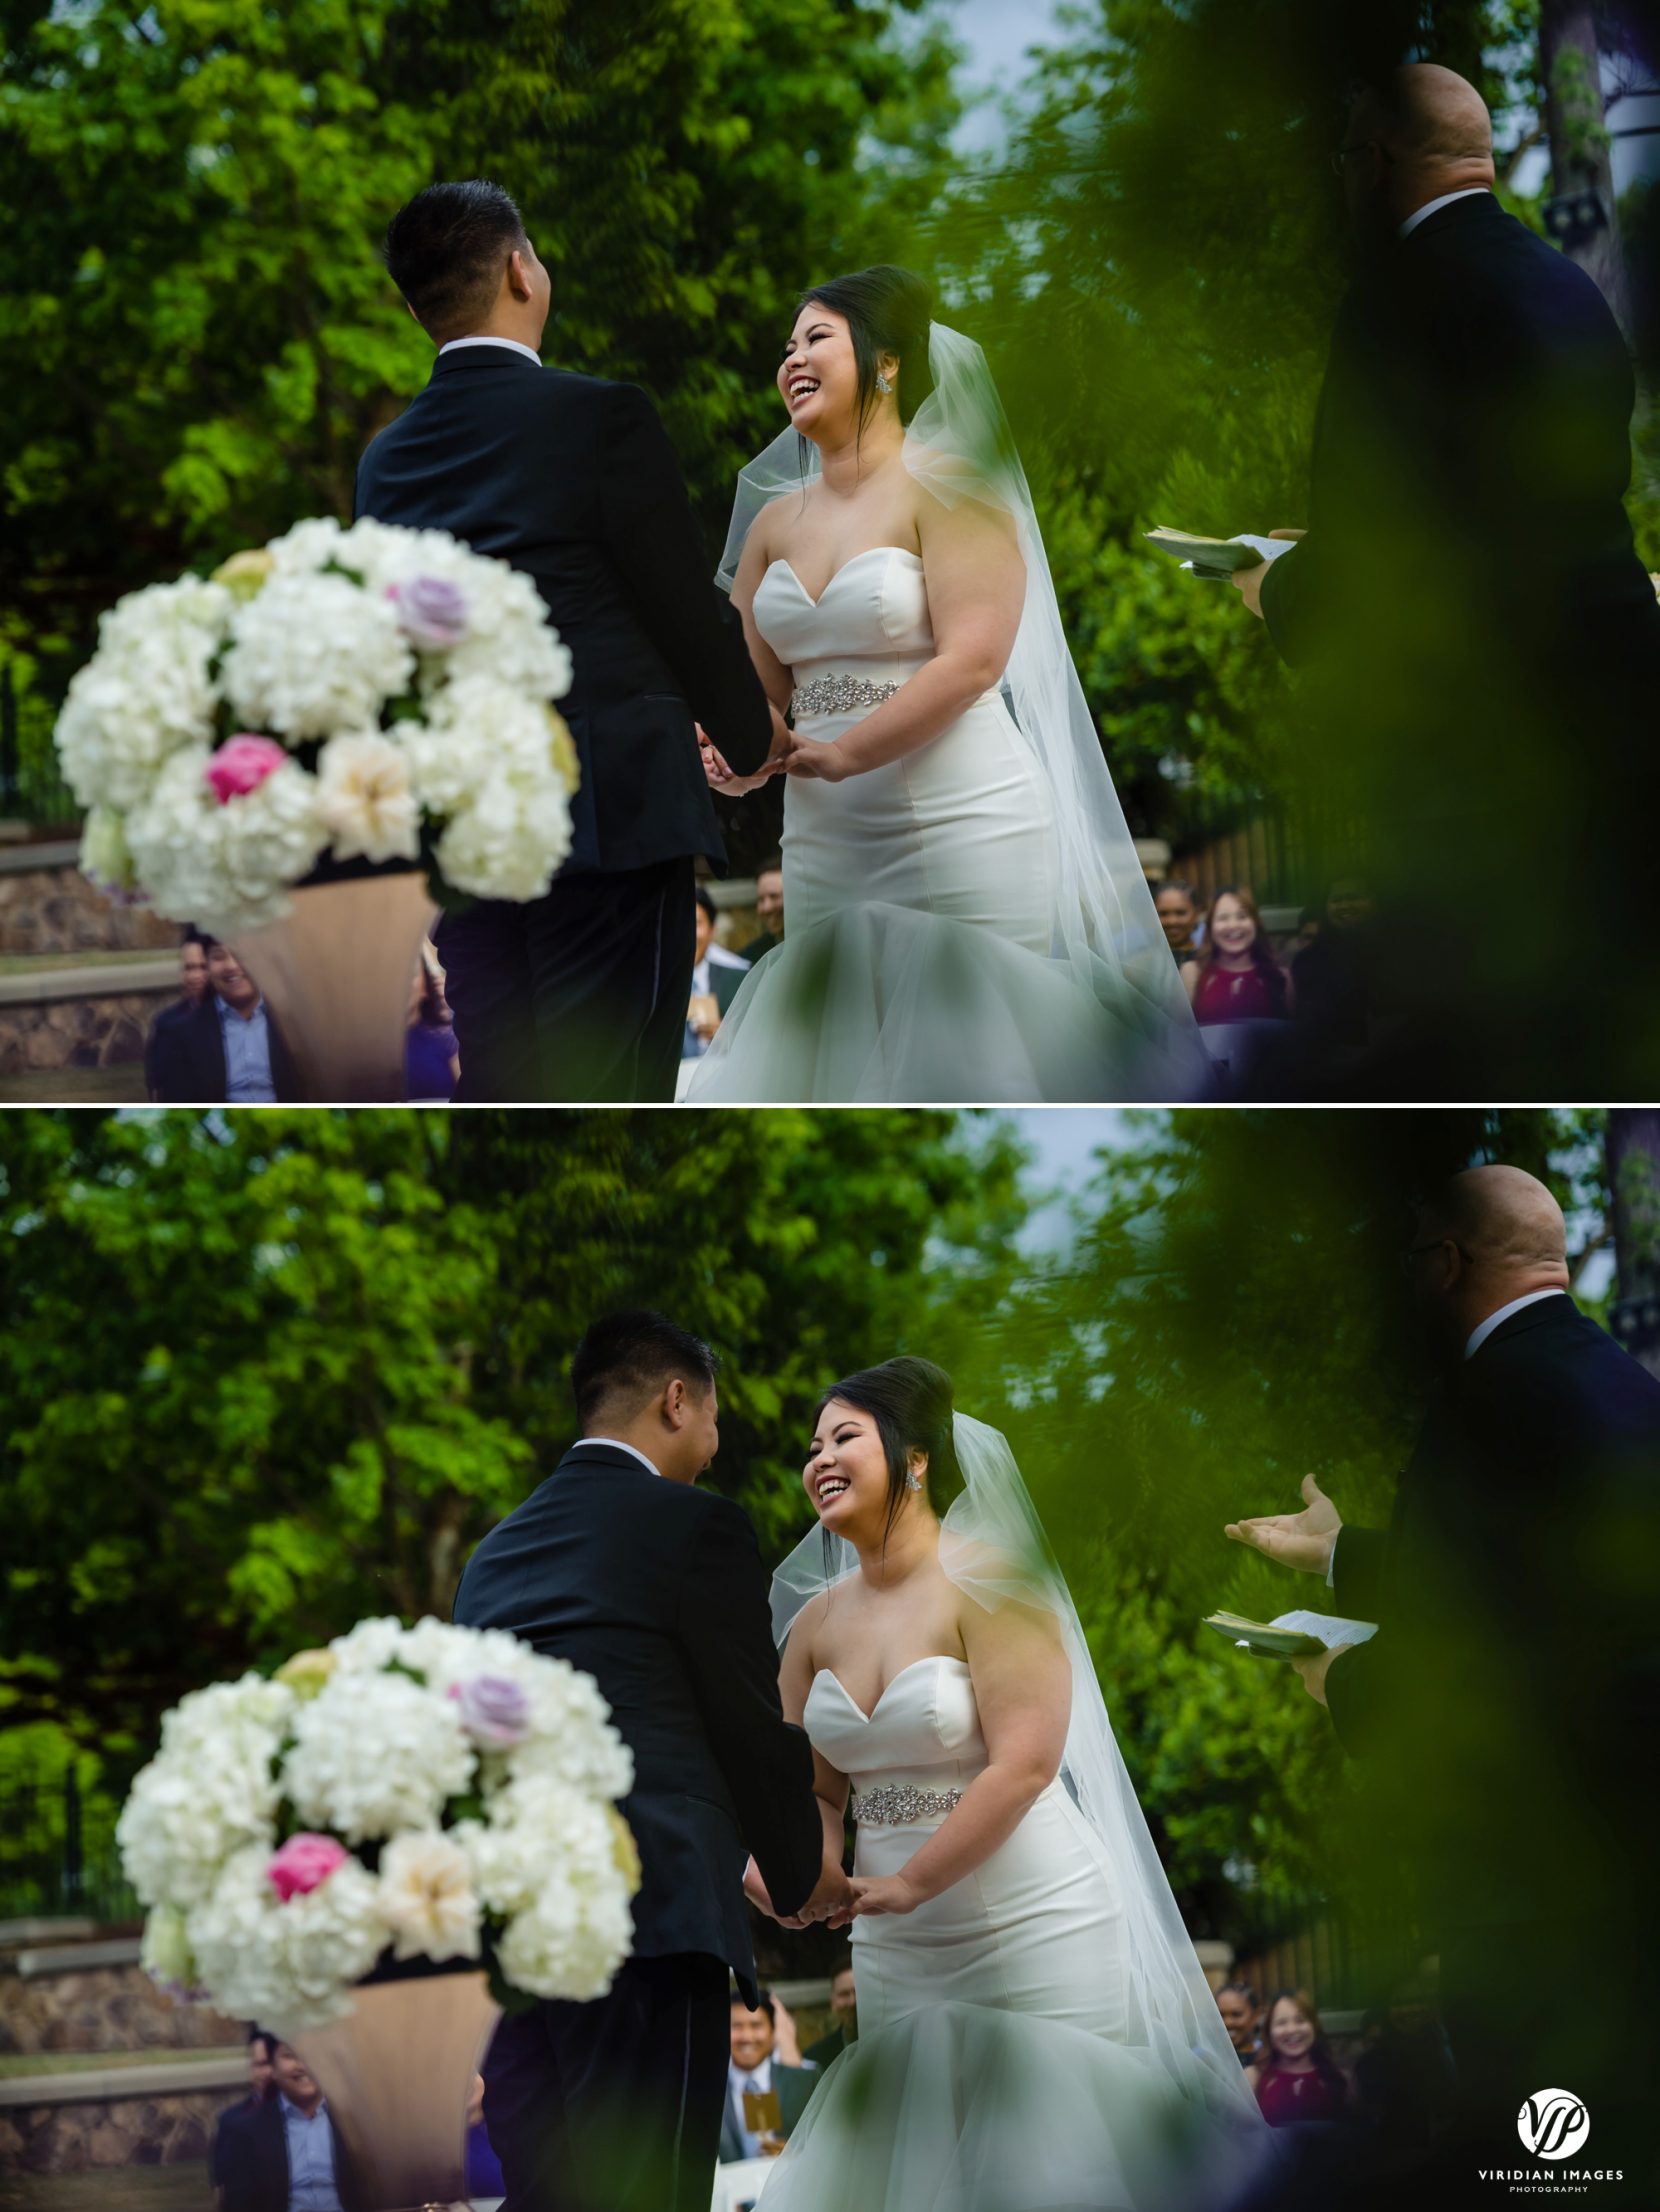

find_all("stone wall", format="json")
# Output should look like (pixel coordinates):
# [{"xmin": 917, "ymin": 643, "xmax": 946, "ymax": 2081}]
[
  {"xmin": 0, "ymin": 2087, "xmax": 226, "ymax": 2175},
  {"xmin": 0, "ymin": 853, "xmax": 177, "ymax": 960},
  {"xmin": 0, "ymin": 990, "xmax": 166, "ymax": 1079},
  {"xmin": 0, "ymin": 1964, "xmax": 241, "ymax": 2060}
]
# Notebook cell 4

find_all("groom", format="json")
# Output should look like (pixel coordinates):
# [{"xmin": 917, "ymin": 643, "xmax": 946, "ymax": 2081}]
[
  {"xmin": 452, "ymin": 1311, "xmax": 837, "ymax": 2212},
  {"xmin": 355, "ymin": 182, "xmax": 771, "ymax": 1102}
]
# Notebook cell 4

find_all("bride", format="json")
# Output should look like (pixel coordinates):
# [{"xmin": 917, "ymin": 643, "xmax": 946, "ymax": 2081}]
[
  {"xmin": 744, "ymin": 1357, "xmax": 1268, "ymax": 2211},
  {"xmin": 685, "ymin": 266, "xmax": 1207, "ymax": 1104}
]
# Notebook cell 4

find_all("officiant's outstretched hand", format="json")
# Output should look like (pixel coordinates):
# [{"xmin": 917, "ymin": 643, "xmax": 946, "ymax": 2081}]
[{"xmin": 1223, "ymin": 1472, "xmax": 1341, "ymax": 1575}]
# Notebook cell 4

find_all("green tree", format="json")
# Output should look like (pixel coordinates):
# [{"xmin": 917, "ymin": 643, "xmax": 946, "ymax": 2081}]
[
  {"xmin": 0, "ymin": 1105, "xmax": 1022, "ymax": 1757},
  {"xmin": 0, "ymin": 0, "xmax": 960, "ymax": 724}
]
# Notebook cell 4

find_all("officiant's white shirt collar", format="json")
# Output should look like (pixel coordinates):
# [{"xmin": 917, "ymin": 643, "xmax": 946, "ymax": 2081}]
[
  {"xmin": 1465, "ymin": 1287, "xmax": 1566, "ymax": 1361},
  {"xmin": 438, "ymin": 335, "xmax": 543, "ymax": 365},
  {"xmin": 577, "ymin": 1436, "xmax": 663, "ymax": 1479},
  {"xmin": 1400, "ymin": 187, "xmax": 1491, "ymax": 238}
]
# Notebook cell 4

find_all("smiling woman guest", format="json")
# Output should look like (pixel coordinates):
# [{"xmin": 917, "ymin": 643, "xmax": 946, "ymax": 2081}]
[
  {"xmin": 1245, "ymin": 1989, "xmax": 1351, "ymax": 2126},
  {"xmin": 1184, "ymin": 885, "xmax": 1293, "ymax": 1026}
]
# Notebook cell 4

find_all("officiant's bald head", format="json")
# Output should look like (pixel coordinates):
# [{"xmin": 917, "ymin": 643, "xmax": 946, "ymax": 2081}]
[
  {"xmin": 1408, "ymin": 1165, "xmax": 1570, "ymax": 1347},
  {"xmin": 1343, "ymin": 66, "xmax": 1495, "ymax": 238}
]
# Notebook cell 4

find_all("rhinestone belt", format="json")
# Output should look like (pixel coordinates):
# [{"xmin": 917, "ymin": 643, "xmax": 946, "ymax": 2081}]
[
  {"xmin": 850, "ymin": 1784, "xmax": 965, "ymax": 1826},
  {"xmin": 791, "ymin": 673, "xmax": 902, "ymax": 720}
]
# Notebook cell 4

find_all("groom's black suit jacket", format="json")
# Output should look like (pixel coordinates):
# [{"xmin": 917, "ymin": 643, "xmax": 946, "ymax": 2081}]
[
  {"xmin": 354, "ymin": 350, "xmax": 770, "ymax": 874},
  {"xmin": 1326, "ymin": 1295, "xmax": 1660, "ymax": 1934},
  {"xmin": 452, "ymin": 1443, "xmax": 822, "ymax": 2000}
]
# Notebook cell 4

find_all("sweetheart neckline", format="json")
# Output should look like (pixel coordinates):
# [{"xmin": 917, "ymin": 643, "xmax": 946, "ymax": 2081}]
[
  {"xmin": 767, "ymin": 546, "xmax": 924, "ymax": 609},
  {"xmin": 813, "ymin": 1653, "xmax": 971, "ymax": 1724}
]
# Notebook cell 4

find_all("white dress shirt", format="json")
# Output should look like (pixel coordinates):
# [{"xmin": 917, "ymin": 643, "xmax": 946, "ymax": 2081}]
[
  {"xmin": 1399, "ymin": 187, "xmax": 1490, "ymax": 238},
  {"xmin": 577, "ymin": 1436, "xmax": 663, "ymax": 1479},
  {"xmin": 437, "ymin": 335, "xmax": 543, "ymax": 366},
  {"xmin": 1464, "ymin": 1287, "xmax": 1566, "ymax": 1361},
  {"xmin": 1327, "ymin": 1286, "xmax": 1568, "ymax": 1584},
  {"xmin": 727, "ymin": 2054, "xmax": 773, "ymax": 2161}
]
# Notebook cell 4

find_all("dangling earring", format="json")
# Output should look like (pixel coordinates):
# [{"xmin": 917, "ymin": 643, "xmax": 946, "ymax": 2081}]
[
  {"xmin": 876, "ymin": 371, "xmax": 893, "ymax": 394},
  {"xmin": 905, "ymin": 1466, "xmax": 922, "ymax": 1491}
]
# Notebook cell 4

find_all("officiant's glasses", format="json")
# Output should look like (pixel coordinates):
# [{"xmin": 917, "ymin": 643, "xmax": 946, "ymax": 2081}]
[{"xmin": 1400, "ymin": 1236, "xmax": 1474, "ymax": 1276}]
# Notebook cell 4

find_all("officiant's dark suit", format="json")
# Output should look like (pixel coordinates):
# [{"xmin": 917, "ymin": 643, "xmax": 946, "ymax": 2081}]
[
  {"xmin": 452, "ymin": 1441, "xmax": 823, "ymax": 2212},
  {"xmin": 1324, "ymin": 1294, "xmax": 1660, "ymax": 2176},
  {"xmin": 1258, "ymin": 191, "xmax": 1660, "ymax": 1092},
  {"xmin": 354, "ymin": 351, "xmax": 771, "ymax": 1103}
]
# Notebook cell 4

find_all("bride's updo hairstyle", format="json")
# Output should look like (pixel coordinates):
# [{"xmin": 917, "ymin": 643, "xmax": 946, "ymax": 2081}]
[
  {"xmin": 816, "ymin": 1355, "xmax": 964, "ymax": 1550},
  {"xmin": 798, "ymin": 265, "xmax": 936, "ymax": 434}
]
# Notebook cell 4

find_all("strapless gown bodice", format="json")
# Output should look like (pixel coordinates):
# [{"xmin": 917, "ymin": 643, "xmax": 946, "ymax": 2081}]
[{"xmin": 751, "ymin": 547, "xmax": 936, "ymax": 679}]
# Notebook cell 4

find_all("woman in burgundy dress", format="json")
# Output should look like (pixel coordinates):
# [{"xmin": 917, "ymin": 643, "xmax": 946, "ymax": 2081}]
[
  {"xmin": 1183, "ymin": 886, "xmax": 1294, "ymax": 1027},
  {"xmin": 1246, "ymin": 1989, "xmax": 1352, "ymax": 2128}
]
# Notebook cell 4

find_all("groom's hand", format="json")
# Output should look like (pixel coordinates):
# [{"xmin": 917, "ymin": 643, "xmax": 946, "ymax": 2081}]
[
  {"xmin": 1224, "ymin": 1473, "xmax": 1342, "ymax": 1575},
  {"xmin": 1230, "ymin": 528, "xmax": 1304, "ymax": 620}
]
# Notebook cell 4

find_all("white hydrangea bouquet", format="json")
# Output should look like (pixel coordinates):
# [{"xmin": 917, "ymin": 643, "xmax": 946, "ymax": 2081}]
[
  {"xmin": 118, "ymin": 1616, "xmax": 639, "ymax": 2036},
  {"xmin": 55, "ymin": 518, "xmax": 580, "ymax": 934}
]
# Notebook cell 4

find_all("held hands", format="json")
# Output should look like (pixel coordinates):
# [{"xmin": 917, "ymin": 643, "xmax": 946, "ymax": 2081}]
[
  {"xmin": 742, "ymin": 1854, "xmax": 853, "ymax": 1928},
  {"xmin": 783, "ymin": 741, "xmax": 856, "ymax": 785},
  {"xmin": 845, "ymin": 1872, "xmax": 924, "ymax": 1918},
  {"xmin": 698, "ymin": 723, "xmax": 788, "ymax": 797},
  {"xmin": 1224, "ymin": 1473, "xmax": 1342, "ymax": 1576}
]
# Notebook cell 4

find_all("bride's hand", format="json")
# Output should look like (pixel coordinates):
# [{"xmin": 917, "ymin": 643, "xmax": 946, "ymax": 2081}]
[
  {"xmin": 784, "ymin": 739, "xmax": 855, "ymax": 784},
  {"xmin": 848, "ymin": 1872, "xmax": 923, "ymax": 1918}
]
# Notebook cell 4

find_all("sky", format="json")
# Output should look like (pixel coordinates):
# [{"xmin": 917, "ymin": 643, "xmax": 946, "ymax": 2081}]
[{"xmin": 944, "ymin": 0, "xmax": 1068, "ymax": 150}]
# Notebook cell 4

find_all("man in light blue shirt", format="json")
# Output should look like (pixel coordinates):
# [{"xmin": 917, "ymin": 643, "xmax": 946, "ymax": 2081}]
[
  {"xmin": 210, "ymin": 942, "xmax": 280, "ymax": 1105},
  {"xmin": 219, "ymin": 2038, "xmax": 352, "ymax": 2212}
]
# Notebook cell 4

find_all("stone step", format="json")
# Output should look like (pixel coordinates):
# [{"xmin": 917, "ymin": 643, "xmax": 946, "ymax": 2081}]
[
  {"xmin": 0, "ymin": 2053, "xmax": 245, "ymax": 2108},
  {"xmin": 0, "ymin": 960, "xmax": 176, "ymax": 1008},
  {"xmin": 14, "ymin": 1938, "xmax": 143, "ymax": 1979}
]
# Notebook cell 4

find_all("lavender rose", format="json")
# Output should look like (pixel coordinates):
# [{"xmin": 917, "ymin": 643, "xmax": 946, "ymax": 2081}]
[
  {"xmin": 448, "ymin": 1674, "xmax": 531, "ymax": 1749},
  {"xmin": 389, "ymin": 575, "xmax": 468, "ymax": 649}
]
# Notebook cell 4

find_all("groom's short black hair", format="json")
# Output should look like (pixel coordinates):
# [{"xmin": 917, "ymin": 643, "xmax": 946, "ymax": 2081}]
[
  {"xmin": 383, "ymin": 181, "xmax": 529, "ymax": 343},
  {"xmin": 571, "ymin": 1310, "xmax": 719, "ymax": 1426}
]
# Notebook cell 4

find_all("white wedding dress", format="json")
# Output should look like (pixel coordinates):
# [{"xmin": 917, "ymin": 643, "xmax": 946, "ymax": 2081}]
[
  {"xmin": 755, "ymin": 1655, "xmax": 1267, "ymax": 2212},
  {"xmin": 683, "ymin": 548, "xmax": 1206, "ymax": 1105}
]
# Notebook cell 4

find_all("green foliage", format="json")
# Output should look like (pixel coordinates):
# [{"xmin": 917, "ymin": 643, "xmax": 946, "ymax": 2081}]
[
  {"xmin": 0, "ymin": 0, "xmax": 960, "ymax": 691},
  {"xmin": 0, "ymin": 1106, "xmax": 1020, "ymax": 1755}
]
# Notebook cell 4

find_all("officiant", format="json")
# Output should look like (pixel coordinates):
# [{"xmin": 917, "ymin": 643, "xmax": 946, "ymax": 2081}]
[
  {"xmin": 1225, "ymin": 1164, "xmax": 1660, "ymax": 2191},
  {"xmin": 1231, "ymin": 65, "xmax": 1660, "ymax": 1097}
]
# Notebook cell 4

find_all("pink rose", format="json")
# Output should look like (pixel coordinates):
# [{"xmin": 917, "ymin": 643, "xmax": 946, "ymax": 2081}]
[
  {"xmin": 204, "ymin": 734, "xmax": 287, "ymax": 805},
  {"xmin": 448, "ymin": 1674, "xmax": 531, "ymax": 1748},
  {"xmin": 267, "ymin": 1833, "xmax": 349, "ymax": 1902}
]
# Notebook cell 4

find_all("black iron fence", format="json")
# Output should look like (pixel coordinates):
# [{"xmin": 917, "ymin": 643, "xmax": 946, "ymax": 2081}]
[
  {"xmin": 0, "ymin": 1756, "xmax": 138, "ymax": 1924},
  {"xmin": 0, "ymin": 659, "xmax": 80, "ymax": 831}
]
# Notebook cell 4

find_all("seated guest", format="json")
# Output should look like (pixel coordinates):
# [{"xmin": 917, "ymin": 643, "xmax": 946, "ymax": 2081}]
[
  {"xmin": 1214, "ymin": 1980, "xmax": 1260, "ymax": 2067},
  {"xmin": 1246, "ymin": 1988, "xmax": 1351, "ymax": 2127},
  {"xmin": 740, "ymin": 862, "xmax": 785, "ymax": 963},
  {"xmin": 148, "ymin": 936, "xmax": 299, "ymax": 1103},
  {"xmin": 1183, "ymin": 887, "xmax": 1293, "ymax": 1026},
  {"xmin": 405, "ymin": 947, "xmax": 460, "ymax": 1102},
  {"xmin": 803, "ymin": 1959, "xmax": 857, "ymax": 2068},
  {"xmin": 720, "ymin": 1989, "xmax": 818, "ymax": 2162},
  {"xmin": 684, "ymin": 886, "xmax": 750, "ymax": 1059},
  {"xmin": 144, "ymin": 929, "xmax": 212, "ymax": 1098},
  {"xmin": 1154, "ymin": 879, "xmax": 1202, "ymax": 967},
  {"xmin": 211, "ymin": 2028, "xmax": 275, "ymax": 2205},
  {"xmin": 218, "ymin": 2037, "xmax": 361, "ymax": 2212}
]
